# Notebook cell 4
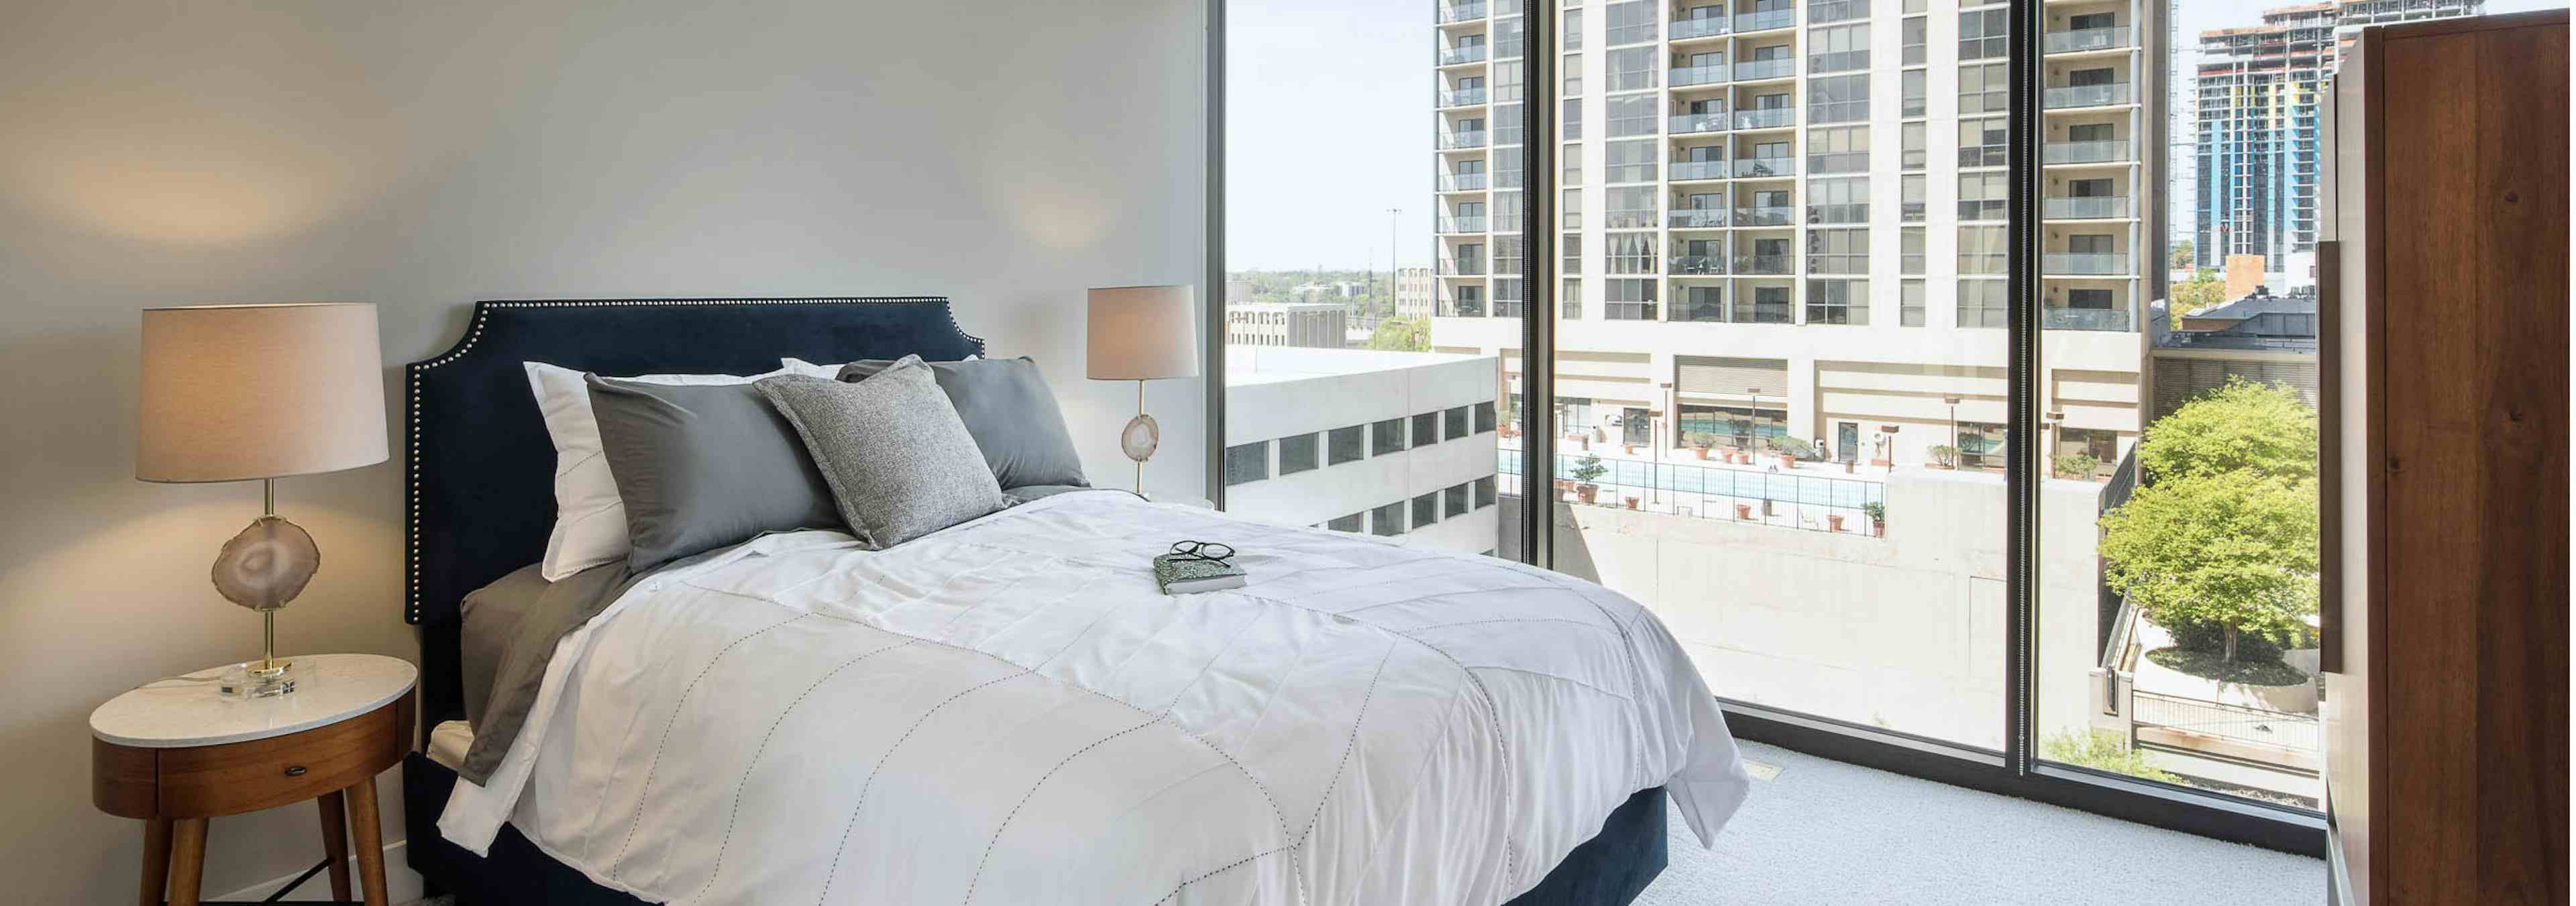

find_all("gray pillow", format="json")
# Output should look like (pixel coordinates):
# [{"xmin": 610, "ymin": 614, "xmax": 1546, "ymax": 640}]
[
  {"xmin": 757, "ymin": 358, "xmax": 1010, "ymax": 549},
  {"xmin": 837, "ymin": 357, "xmax": 1089, "ymax": 489},
  {"xmin": 584, "ymin": 376, "xmax": 843, "ymax": 570}
]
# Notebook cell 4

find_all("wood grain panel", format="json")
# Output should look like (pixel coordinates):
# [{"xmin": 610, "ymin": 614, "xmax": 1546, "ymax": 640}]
[
  {"xmin": 138, "ymin": 695, "xmax": 407, "ymax": 817},
  {"xmin": 2376, "ymin": 30, "xmax": 2483, "ymax": 905},
  {"xmin": 2471, "ymin": 21, "xmax": 2570, "ymax": 906},
  {"xmin": 91, "ymin": 736, "xmax": 158, "ymax": 819}
]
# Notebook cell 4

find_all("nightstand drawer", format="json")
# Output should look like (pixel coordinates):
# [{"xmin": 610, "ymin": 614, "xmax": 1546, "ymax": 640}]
[{"xmin": 93, "ymin": 693, "xmax": 411, "ymax": 819}]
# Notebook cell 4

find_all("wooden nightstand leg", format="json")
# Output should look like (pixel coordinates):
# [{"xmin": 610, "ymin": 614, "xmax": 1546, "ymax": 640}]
[
  {"xmin": 317, "ymin": 791, "xmax": 353, "ymax": 901},
  {"xmin": 138, "ymin": 817, "xmax": 172, "ymax": 906},
  {"xmin": 167, "ymin": 818, "xmax": 207, "ymax": 906},
  {"xmin": 344, "ymin": 778, "xmax": 388, "ymax": 906}
]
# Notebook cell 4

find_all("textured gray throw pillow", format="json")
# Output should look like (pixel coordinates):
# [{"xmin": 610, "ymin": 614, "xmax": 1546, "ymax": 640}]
[
  {"xmin": 837, "ymin": 357, "xmax": 1089, "ymax": 489},
  {"xmin": 584, "ymin": 376, "xmax": 843, "ymax": 570},
  {"xmin": 757, "ymin": 358, "xmax": 1009, "ymax": 549}
]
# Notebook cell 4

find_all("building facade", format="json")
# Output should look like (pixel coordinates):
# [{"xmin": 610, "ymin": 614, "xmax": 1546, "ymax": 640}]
[
  {"xmin": 1395, "ymin": 265, "xmax": 1438, "ymax": 321},
  {"xmin": 1220, "ymin": 347, "xmax": 1505, "ymax": 554},
  {"xmin": 1430, "ymin": 0, "xmax": 2157, "ymax": 472},
  {"xmin": 2191, "ymin": 0, "xmax": 2483, "ymax": 274},
  {"xmin": 1225, "ymin": 301, "xmax": 1352, "ymax": 348}
]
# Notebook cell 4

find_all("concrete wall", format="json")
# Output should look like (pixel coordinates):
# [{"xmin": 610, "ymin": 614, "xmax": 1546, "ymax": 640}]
[
  {"xmin": 1549, "ymin": 468, "xmax": 2109, "ymax": 749},
  {"xmin": 1224, "ymin": 348, "xmax": 1503, "ymax": 553},
  {"xmin": 0, "ymin": 1, "xmax": 1207, "ymax": 901}
]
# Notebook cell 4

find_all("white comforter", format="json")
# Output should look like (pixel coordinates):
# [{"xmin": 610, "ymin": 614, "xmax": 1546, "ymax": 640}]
[{"xmin": 443, "ymin": 491, "xmax": 1749, "ymax": 905}]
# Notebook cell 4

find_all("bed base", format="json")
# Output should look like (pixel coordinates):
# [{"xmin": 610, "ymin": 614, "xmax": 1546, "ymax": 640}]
[{"xmin": 405, "ymin": 754, "xmax": 1667, "ymax": 906}]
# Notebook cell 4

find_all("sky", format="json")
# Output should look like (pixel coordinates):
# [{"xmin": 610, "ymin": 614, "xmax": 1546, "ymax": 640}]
[{"xmin": 1226, "ymin": 0, "xmax": 2564, "ymax": 271}]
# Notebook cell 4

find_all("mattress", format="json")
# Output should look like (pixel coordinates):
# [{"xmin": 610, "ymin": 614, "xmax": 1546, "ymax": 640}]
[{"xmin": 441, "ymin": 491, "xmax": 1750, "ymax": 905}]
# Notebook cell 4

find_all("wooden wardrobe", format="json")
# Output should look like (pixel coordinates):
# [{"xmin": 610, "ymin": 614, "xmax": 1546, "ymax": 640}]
[{"xmin": 2323, "ymin": 10, "xmax": 2569, "ymax": 905}]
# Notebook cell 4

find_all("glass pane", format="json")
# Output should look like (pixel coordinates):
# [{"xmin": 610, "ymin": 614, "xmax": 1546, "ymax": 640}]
[
  {"xmin": 2022, "ymin": 0, "xmax": 2557, "ymax": 811},
  {"xmin": 1477, "ymin": 0, "xmax": 2012, "ymax": 750},
  {"xmin": 1224, "ymin": 0, "xmax": 1515, "ymax": 556}
]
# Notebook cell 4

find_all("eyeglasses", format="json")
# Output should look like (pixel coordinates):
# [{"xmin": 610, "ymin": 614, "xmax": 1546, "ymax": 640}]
[{"xmin": 1168, "ymin": 540, "xmax": 1235, "ymax": 564}]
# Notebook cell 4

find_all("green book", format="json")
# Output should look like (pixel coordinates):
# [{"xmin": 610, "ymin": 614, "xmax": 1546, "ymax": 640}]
[{"xmin": 1152, "ymin": 553, "xmax": 1246, "ymax": 595}]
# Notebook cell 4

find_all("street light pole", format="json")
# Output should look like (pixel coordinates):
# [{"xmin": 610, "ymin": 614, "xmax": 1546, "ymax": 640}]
[
  {"xmin": 1744, "ymin": 387, "xmax": 1763, "ymax": 452},
  {"xmin": 1943, "ymin": 395, "xmax": 1963, "ymax": 466}
]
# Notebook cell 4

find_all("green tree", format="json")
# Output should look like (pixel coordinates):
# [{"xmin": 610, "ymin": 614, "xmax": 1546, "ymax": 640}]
[
  {"xmin": 2105, "ymin": 379, "xmax": 2322, "ymax": 662},
  {"xmin": 2045, "ymin": 729, "xmax": 2180, "ymax": 784},
  {"xmin": 2134, "ymin": 377, "xmax": 2318, "ymax": 483},
  {"xmin": 1365, "ymin": 315, "xmax": 1430, "ymax": 352},
  {"xmin": 2169, "ymin": 239, "xmax": 2195, "ymax": 271},
  {"xmin": 2171, "ymin": 267, "xmax": 2225, "ymax": 311},
  {"xmin": 2101, "ymin": 472, "xmax": 2319, "ymax": 661}
]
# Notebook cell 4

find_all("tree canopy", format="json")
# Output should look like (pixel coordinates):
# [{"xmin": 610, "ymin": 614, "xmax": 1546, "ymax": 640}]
[
  {"xmin": 2170, "ymin": 267, "xmax": 2225, "ymax": 311},
  {"xmin": 2102, "ymin": 378, "xmax": 2322, "ymax": 660},
  {"xmin": 2100, "ymin": 472, "xmax": 2320, "ymax": 656},
  {"xmin": 1365, "ymin": 315, "xmax": 1430, "ymax": 352},
  {"xmin": 2133, "ymin": 378, "xmax": 2318, "ymax": 483}
]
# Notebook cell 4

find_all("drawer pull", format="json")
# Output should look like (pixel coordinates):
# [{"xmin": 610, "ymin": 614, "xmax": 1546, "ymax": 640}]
[{"xmin": 284, "ymin": 765, "xmax": 308, "ymax": 777}]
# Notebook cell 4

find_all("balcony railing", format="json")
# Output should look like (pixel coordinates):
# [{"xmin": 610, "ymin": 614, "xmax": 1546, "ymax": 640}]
[
  {"xmin": 1605, "ymin": 208, "xmax": 1658, "ymax": 230},
  {"xmin": 1733, "ymin": 156, "xmax": 1794, "ymax": 178},
  {"xmin": 1733, "ymin": 58, "xmax": 1795, "ymax": 81},
  {"xmin": 1436, "ymin": 1, "xmax": 1487, "ymax": 23},
  {"xmin": 1438, "ymin": 172, "xmax": 1488, "ymax": 191},
  {"xmin": 1669, "ymin": 112, "xmax": 1727, "ymax": 134},
  {"xmin": 1732, "ymin": 107, "xmax": 1794, "ymax": 130},
  {"xmin": 2132, "ymin": 691, "xmax": 2318, "ymax": 753},
  {"xmin": 1734, "ymin": 254, "xmax": 1794, "ymax": 275},
  {"xmin": 1670, "ymin": 17, "xmax": 1728, "ymax": 40},
  {"xmin": 1676, "ymin": 299, "xmax": 1729, "ymax": 322},
  {"xmin": 2043, "ymin": 307, "xmax": 2134, "ymax": 332},
  {"xmin": 1436, "ymin": 216, "xmax": 1489, "ymax": 234},
  {"xmin": 1733, "ymin": 205, "xmax": 1795, "ymax": 227},
  {"xmin": 2045, "ymin": 82, "xmax": 2133, "ymax": 109},
  {"xmin": 2044, "ymin": 196, "xmax": 2133, "ymax": 219},
  {"xmin": 1807, "ymin": 151, "xmax": 1869, "ymax": 174},
  {"xmin": 2045, "ymin": 26, "xmax": 2132, "ymax": 55},
  {"xmin": 1439, "ymin": 46, "xmax": 1490, "ymax": 65},
  {"xmin": 1670, "ymin": 160, "xmax": 1729, "ymax": 181},
  {"xmin": 1438, "ymin": 130, "xmax": 1490, "ymax": 149},
  {"xmin": 1436, "ymin": 87, "xmax": 1489, "ymax": 107},
  {"xmin": 1440, "ymin": 297, "xmax": 1487, "ymax": 317},
  {"xmin": 1502, "ymin": 452, "xmax": 1889, "ymax": 536},
  {"xmin": 2043, "ymin": 139, "xmax": 2131, "ymax": 164},
  {"xmin": 1670, "ymin": 64, "xmax": 1729, "ymax": 87},
  {"xmin": 1668, "ymin": 254, "xmax": 1727, "ymax": 274},
  {"xmin": 1668, "ymin": 207, "xmax": 1728, "ymax": 228},
  {"xmin": 1733, "ymin": 9, "xmax": 1794, "ymax": 32},
  {"xmin": 1436, "ymin": 258, "xmax": 1488, "ymax": 275},
  {"xmin": 2044, "ymin": 252, "xmax": 2130, "ymax": 274},
  {"xmin": 1806, "ymin": 203, "xmax": 1868, "ymax": 225},
  {"xmin": 1491, "ymin": 214, "xmax": 1523, "ymax": 232}
]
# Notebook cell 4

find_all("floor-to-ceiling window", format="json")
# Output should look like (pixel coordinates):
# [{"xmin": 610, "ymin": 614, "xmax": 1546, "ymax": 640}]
[
  {"xmin": 1211, "ymin": 0, "xmax": 2562, "ymax": 850},
  {"xmin": 1222, "ymin": 0, "xmax": 1523, "ymax": 558}
]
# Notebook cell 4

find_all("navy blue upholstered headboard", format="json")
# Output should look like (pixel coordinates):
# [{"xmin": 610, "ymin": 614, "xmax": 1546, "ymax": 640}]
[{"xmin": 402, "ymin": 297, "xmax": 983, "ymax": 726}]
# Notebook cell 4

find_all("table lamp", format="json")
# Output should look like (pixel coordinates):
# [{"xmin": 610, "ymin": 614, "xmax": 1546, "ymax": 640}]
[
  {"xmin": 1085, "ymin": 285, "xmax": 1199, "ymax": 495},
  {"xmin": 138, "ymin": 303, "xmax": 387, "ymax": 697}
]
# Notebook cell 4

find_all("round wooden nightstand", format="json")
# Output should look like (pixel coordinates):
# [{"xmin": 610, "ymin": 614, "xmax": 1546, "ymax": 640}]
[{"xmin": 91, "ymin": 653, "xmax": 417, "ymax": 906}]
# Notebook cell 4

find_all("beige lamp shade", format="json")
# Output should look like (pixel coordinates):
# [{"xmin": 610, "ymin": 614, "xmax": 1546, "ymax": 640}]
[
  {"xmin": 138, "ymin": 302, "xmax": 389, "ymax": 483},
  {"xmin": 1086, "ymin": 285, "xmax": 1200, "ymax": 381}
]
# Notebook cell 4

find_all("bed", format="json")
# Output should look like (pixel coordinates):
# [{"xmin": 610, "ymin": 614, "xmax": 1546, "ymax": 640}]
[{"xmin": 398, "ymin": 297, "xmax": 1750, "ymax": 905}]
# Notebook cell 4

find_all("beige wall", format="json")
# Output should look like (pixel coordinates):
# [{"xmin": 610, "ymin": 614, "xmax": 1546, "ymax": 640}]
[{"xmin": 0, "ymin": 1, "xmax": 1208, "ymax": 900}]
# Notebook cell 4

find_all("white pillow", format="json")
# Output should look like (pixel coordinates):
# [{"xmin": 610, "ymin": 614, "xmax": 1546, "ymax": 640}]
[{"xmin": 523, "ymin": 358, "xmax": 841, "ymax": 580}]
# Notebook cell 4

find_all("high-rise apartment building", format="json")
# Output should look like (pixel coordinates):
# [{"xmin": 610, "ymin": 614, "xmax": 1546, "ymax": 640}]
[
  {"xmin": 1430, "ymin": 0, "xmax": 2157, "ymax": 470},
  {"xmin": 2192, "ymin": 0, "xmax": 2483, "ymax": 274}
]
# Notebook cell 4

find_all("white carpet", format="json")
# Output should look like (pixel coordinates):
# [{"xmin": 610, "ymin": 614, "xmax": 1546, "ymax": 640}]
[
  {"xmin": 412, "ymin": 741, "xmax": 2325, "ymax": 905},
  {"xmin": 1636, "ymin": 742, "xmax": 2326, "ymax": 905}
]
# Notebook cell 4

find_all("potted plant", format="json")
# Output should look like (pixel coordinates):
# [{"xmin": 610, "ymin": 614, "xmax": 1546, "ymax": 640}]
[
  {"xmin": 1862, "ymin": 501, "xmax": 1886, "ymax": 537},
  {"xmin": 1768, "ymin": 437, "xmax": 1799, "ymax": 468},
  {"xmin": 1623, "ymin": 495, "xmax": 1640, "ymax": 510},
  {"xmin": 1827, "ymin": 514, "xmax": 1846, "ymax": 532},
  {"xmin": 1624, "ymin": 442, "xmax": 1640, "ymax": 455},
  {"xmin": 1927, "ymin": 444, "xmax": 1958, "ymax": 470},
  {"xmin": 2051, "ymin": 452, "xmax": 2100, "ymax": 481},
  {"xmin": 1733, "ymin": 503, "xmax": 1754, "ymax": 520},
  {"xmin": 1572, "ymin": 453, "xmax": 1607, "ymax": 505},
  {"xmin": 1687, "ymin": 432, "xmax": 1713, "ymax": 460}
]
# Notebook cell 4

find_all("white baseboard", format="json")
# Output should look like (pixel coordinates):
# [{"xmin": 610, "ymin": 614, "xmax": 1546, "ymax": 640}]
[{"xmin": 214, "ymin": 838, "xmax": 426, "ymax": 904}]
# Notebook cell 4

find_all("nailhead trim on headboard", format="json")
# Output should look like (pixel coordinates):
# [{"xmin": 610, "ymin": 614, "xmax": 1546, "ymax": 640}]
[{"xmin": 402, "ymin": 297, "xmax": 984, "ymax": 623}]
